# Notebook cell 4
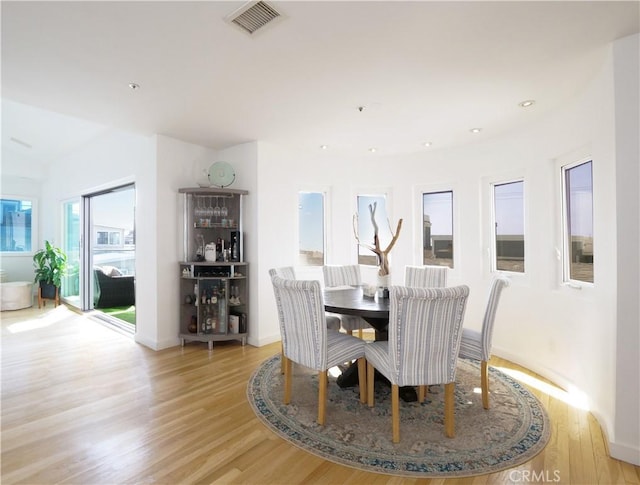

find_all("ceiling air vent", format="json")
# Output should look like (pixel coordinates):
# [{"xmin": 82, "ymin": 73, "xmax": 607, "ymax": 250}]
[{"xmin": 227, "ymin": 1, "xmax": 282, "ymax": 35}]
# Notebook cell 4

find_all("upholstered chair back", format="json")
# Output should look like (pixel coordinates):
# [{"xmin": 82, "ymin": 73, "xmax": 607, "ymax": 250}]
[
  {"xmin": 269, "ymin": 271, "xmax": 368, "ymax": 425},
  {"xmin": 460, "ymin": 276, "xmax": 509, "ymax": 361},
  {"xmin": 404, "ymin": 265, "xmax": 448, "ymax": 288},
  {"xmin": 322, "ymin": 265, "xmax": 369, "ymax": 335},
  {"xmin": 387, "ymin": 285, "xmax": 469, "ymax": 387},
  {"xmin": 270, "ymin": 266, "xmax": 296, "ymax": 280},
  {"xmin": 457, "ymin": 276, "xmax": 509, "ymax": 409},
  {"xmin": 323, "ymin": 265, "xmax": 361, "ymax": 288},
  {"xmin": 271, "ymin": 275, "xmax": 328, "ymax": 371}
]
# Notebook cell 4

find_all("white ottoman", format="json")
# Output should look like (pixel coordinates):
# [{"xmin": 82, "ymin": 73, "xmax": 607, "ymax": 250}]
[{"xmin": 1, "ymin": 281, "xmax": 34, "ymax": 311}]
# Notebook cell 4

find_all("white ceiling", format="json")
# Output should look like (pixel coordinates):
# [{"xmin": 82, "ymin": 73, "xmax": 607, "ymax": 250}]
[{"xmin": 2, "ymin": 1, "xmax": 639, "ymax": 166}]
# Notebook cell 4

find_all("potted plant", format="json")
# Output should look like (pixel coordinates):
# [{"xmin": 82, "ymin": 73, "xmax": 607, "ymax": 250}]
[{"xmin": 33, "ymin": 240, "xmax": 68, "ymax": 299}]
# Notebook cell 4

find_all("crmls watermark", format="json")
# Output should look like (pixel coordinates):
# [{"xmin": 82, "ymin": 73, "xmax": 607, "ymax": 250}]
[{"xmin": 509, "ymin": 470, "xmax": 561, "ymax": 482}]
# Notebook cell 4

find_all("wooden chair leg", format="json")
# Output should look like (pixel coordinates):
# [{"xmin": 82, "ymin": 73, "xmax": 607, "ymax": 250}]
[
  {"xmin": 444, "ymin": 382, "xmax": 455, "ymax": 438},
  {"xmin": 357, "ymin": 357, "xmax": 367, "ymax": 403},
  {"xmin": 367, "ymin": 362, "xmax": 375, "ymax": 407},
  {"xmin": 481, "ymin": 360, "xmax": 490, "ymax": 409},
  {"xmin": 392, "ymin": 384, "xmax": 400, "ymax": 443},
  {"xmin": 317, "ymin": 370, "xmax": 328, "ymax": 425},
  {"xmin": 357, "ymin": 328, "xmax": 363, "ymax": 339},
  {"xmin": 418, "ymin": 385, "xmax": 427, "ymax": 403},
  {"xmin": 280, "ymin": 343, "xmax": 285, "ymax": 374},
  {"xmin": 346, "ymin": 329, "xmax": 353, "ymax": 336},
  {"xmin": 283, "ymin": 356, "xmax": 292, "ymax": 404}
]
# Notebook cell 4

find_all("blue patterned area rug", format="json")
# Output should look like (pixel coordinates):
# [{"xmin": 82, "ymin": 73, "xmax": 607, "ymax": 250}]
[{"xmin": 247, "ymin": 354, "xmax": 550, "ymax": 478}]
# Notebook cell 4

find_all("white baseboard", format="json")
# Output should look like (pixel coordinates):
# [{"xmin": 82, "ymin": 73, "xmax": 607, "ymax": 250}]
[
  {"xmin": 134, "ymin": 334, "xmax": 180, "ymax": 350},
  {"xmin": 492, "ymin": 347, "xmax": 574, "ymax": 391},
  {"xmin": 609, "ymin": 442, "xmax": 640, "ymax": 466},
  {"xmin": 249, "ymin": 332, "xmax": 281, "ymax": 348},
  {"xmin": 493, "ymin": 346, "xmax": 640, "ymax": 467}
]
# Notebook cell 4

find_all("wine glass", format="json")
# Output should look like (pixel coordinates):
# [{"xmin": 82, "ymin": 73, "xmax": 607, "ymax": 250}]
[
  {"xmin": 194, "ymin": 197, "xmax": 204, "ymax": 219},
  {"xmin": 205, "ymin": 197, "xmax": 214, "ymax": 218},
  {"xmin": 221, "ymin": 197, "xmax": 228, "ymax": 217},
  {"xmin": 213, "ymin": 197, "xmax": 221, "ymax": 218}
]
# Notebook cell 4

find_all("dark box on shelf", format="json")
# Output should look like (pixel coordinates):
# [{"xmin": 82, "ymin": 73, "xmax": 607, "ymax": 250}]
[{"xmin": 194, "ymin": 266, "xmax": 231, "ymax": 278}]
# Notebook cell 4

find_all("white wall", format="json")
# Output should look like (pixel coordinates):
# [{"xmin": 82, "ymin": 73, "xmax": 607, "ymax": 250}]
[
  {"xmin": 612, "ymin": 33, "xmax": 640, "ymax": 465},
  {"xmin": 153, "ymin": 135, "xmax": 219, "ymax": 349},
  {"xmin": 148, "ymin": 140, "xmax": 260, "ymax": 347},
  {"xmin": 216, "ymin": 142, "xmax": 259, "ymax": 344},
  {"xmin": 154, "ymin": 138, "xmax": 257, "ymax": 349},
  {"xmin": 35, "ymin": 129, "xmax": 160, "ymax": 347},
  {"xmin": 252, "ymin": 38, "xmax": 637, "ymax": 463}
]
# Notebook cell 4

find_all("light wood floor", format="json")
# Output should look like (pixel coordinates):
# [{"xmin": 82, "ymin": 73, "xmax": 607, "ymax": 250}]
[{"xmin": 2, "ymin": 305, "xmax": 638, "ymax": 485}]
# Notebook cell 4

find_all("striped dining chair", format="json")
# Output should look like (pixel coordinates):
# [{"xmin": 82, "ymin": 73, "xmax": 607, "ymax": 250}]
[
  {"xmin": 269, "ymin": 267, "xmax": 341, "ymax": 330},
  {"xmin": 365, "ymin": 285, "xmax": 470, "ymax": 442},
  {"xmin": 269, "ymin": 267, "xmax": 341, "ymax": 374},
  {"xmin": 404, "ymin": 265, "xmax": 448, "ymax": 288},
  {"xmin": 270, "ymin": 274, "xmax": 367, "ymax": 425},
  {"xmin": 323, "ymin": 265, "xmax": 370, "ymax": 338},
  {"xmin": 458, "ymin": 276, "xmax": 509, "ymax": 409}
]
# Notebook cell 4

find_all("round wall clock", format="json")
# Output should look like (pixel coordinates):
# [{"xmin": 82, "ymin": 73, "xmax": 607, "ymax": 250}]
[{"xmin": 208, "ymin": 161, "xmax": 236, "ymax": 188}]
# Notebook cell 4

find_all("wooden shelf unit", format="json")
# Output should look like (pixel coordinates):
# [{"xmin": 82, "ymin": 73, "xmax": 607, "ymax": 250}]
[{"xmin": 178, "ymin": 188, "xmax": 249, "ymax": 350}]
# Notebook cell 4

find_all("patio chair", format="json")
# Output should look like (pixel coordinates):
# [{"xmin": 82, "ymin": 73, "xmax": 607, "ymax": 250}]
[{"xmin": 93, "ymin": 267, "xmax": 135, "ymax": 308}]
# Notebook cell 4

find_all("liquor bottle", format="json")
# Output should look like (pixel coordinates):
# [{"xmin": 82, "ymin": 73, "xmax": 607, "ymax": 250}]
[
  {"xmin": 219, "ymin": 284, "xmax": 227, "ymax": 333},
  {"xmin": 201, "ymin": 307, "xmax": 208, "ymax": 333},
  {"xmin": 231, "ymin": 233, "xmax": 239, "ymax": 261}
]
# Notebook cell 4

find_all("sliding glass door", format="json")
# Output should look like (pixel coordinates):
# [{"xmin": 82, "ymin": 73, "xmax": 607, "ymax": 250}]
[
  {"xmin": 61, "ymin": 185, "xmax": 136, "ymax": 328},
  {"xmin": 82, "ymin": 184, "xmax": 136, "ymax": 327}
]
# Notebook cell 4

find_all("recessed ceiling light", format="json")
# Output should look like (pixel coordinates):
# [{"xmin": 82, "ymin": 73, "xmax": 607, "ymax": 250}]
[
  {"xmin": 320, "ymin": 145, "xmax": 328, "ymax": 150},
  {"xmin": 519, "ymin": 100, "xmax": 535, "ymax": 108},
  {"xmin": 470, "ymin": 128, "xmax": 482, "ymax": 134},
  {"xmin": 369, "ymin": 147, "xmax": 377, "ymax": 153},
  {"xmin": 423, "ymin": 142, "xmax": 432, "ymax": 148},
  {"xmin": 128, "ymin": 82, "xmax": 140, "ymax": 90}
]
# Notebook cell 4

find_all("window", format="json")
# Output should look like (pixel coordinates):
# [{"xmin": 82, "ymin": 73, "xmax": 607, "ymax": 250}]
[
  {"xmin": 356, "ymin": 194, "xmax": 391, "ymax": 266},
  {"xmin": 493, "ymin": 180, "xmax": 525, "ymax": 273},
  {"xmin": 95, "ymin": 226, "xmax": 125, "ymax": 247},
  {"xmin": 422, "ymin": 191, "xmax": 454, "ymax": 268},
  {"xmin": 563, "ymin": 160, "xmax": 593, "ymax": 283},
  {"xmin": 97, "ymin": 231, "xmax": 109, "ymax": 245},
  {"xmin": 298, "ymin": 191, "xmax": 325, "ymax": 266},
  {"xmin": 1, "ymin": 197, "xmax": 34, "ymax": 253}
]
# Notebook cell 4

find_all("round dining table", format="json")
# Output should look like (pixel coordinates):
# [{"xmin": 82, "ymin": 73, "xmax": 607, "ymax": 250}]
[
  {"xmin": 323, "ymin": 286, "xmax": 389, "ymax": 335},
  {"xmin": 323, "ymin": 286, "xmax": 418, "ymax": 401}
]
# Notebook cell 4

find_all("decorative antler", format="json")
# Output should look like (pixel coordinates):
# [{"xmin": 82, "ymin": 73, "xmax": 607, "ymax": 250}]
[{"xmin": 353, "ymin": 202, "xmax": 403, "ymax": 276}]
